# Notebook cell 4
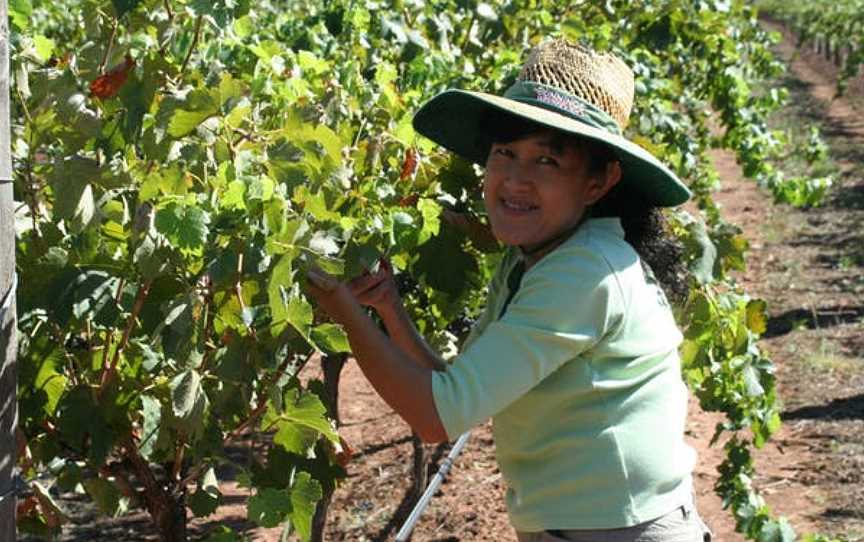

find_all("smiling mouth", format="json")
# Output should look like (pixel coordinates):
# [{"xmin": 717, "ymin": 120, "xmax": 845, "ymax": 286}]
[{"xmin": 501, "ymin": 198, "xmax": 539, "ymax": 212}]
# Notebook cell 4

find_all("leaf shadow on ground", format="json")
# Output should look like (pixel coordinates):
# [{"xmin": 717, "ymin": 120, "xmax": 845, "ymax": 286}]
[
  {"xmin": 764, "ymin": 305, "xmax": 864, "ymax": 337},
  {"xmin": 782, "ymin": 393, "xmax": 864, "ymax": 422}
]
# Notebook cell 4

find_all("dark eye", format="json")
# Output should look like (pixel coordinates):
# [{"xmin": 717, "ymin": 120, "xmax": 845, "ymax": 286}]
[
  {"xmin": 537, "ymin": 156, "xmax": 559, "ymax": 167},
  {"xmin": 492, "ymin": 146, "xmax": 514, "ymax": 158}
]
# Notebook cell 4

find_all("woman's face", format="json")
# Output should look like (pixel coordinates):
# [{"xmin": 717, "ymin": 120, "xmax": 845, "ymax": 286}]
[{"xmin": 483, "ymin": 130, "xmax": 610, "ymax": 253}]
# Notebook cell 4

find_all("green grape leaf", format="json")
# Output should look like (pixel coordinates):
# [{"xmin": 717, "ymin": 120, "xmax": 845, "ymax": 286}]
[
  {"xmin": 288, "ymin": 471, "xmax": 323, "ymax": 541},
  {"xmin": 272, "ymin": 419, "xmax": 318, "ymax": 455},
  {"xmin": 308, "ymin": 230, "xmax": 340, "ymax": 256},
  {"xmin": 83, "ymin": 478, "xmax": 128, "ymax": 517},
  {"xmin": 167, "ymin": 89, "xmax": 220, "ymax": 138},
  {"xmin": 393, "ymin": 115, "xmax": 415, "ymax": 146},
  {"xmin": 297, "ymin": 51, "xmax": 330, "ymax": 75},
  {"xmin": 248, "ymin": 487, "xmax": 291, "ymax": 528},
  {"xmin": 177, "ymin": 207, "xmax": 211, "ymax": 249},
  {"xmin": 745, "ymin": 299, "xmax": 768, "ymax": 335},
  {"xmin": 341, "ymin": 241, "xmax": 381, "ymax": 280},
  {"xmin": 70, "ymin": 271, "xmax": 122, "ymax": 327},
  {"xmin": 221, "ymin": 180, "xmax": 246, "ymax": 210},
  {"xmin": 294, "ymin": 186, "xmax": 341, "ymax": 223},
  {"xmin": 188, "ymin": 467, "xmax": 221, "ymax": 517},
  {"xmin": 417, "ymin": 198, "xmax": 442, "ymax": 245},
  {"xmin": 19, "ymin": 335, "xmax": 68, "ymax": 420},
  {"xmin": 139, "ymin": 394, "xmax": 166, "ymax": 460},
  {"xmin": 190, "ymin": 0, "xmax": 244, "ymax": 26},
  {"xmin": 9, "ymin": 0, "xmax": 33, "ymax": 30},
  {"xmin": 288, "ymin": 288, "xmax": 314, "ymax": 338},
  {"xmin": 217, "ymin": 73, "xmax": 246, "ymax": 106},
  {"xmin": 757, "ymin": 518, "xmax": 796, "ymax": 542},
  {"xmin": 50, "ymin": 157, "xmax": 99, "ymax": 231},
  {"xmin": 685, "ymin": 219, "xmax": 717, "ymax": 285},
  {"xmin": 155, "ymin": 203, "xmax": 211, "ymax": 251},
  {"xmin": 263, "ymin": 389, "xmax": 339, "ymax": 450},
  {"xmin": 119, "ymin": 66, "xmax": 158, "ymax": 143},
  {"xmin": 310, "ymin": 324, "xmax": 350, "ymax": 354},
  {"xmin": 33, "ymin": 35, "xmax": 56, "ymax": 62},
  {"xmin": 742, "ymin": 363, "xmax": 765, "ymax": 397},
  {"xmin": 267, "ymin": 256, "xmax": 314, "ymax": 338},
  {"xmin": 140, "ymin": 165, "xmax": 189, "ymax": 200},
  {"xmin": 416, "ymin": 225, "xmax": 477, "ymax": 297},
  {"xmin": 134, "ymin": 234, "xmax": 171, "ymax": 279},
  {"xmin": 390, "ymin": 210, "xmax": 417, "ymax": 248},
  {"xmin": 170, "ymin": 369, "xmax": 209, "ymax": 436},
  {"xmin": 56, "ymin": 387, "xmax": 115, "ymax": 467}
]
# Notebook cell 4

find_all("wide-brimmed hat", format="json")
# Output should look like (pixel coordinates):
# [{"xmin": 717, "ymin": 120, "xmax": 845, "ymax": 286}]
[{"xmin": 412, "ymin": 39, "xmax": 691, "ymax": 207}]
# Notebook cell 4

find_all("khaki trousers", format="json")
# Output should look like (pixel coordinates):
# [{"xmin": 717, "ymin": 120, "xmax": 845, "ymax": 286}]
[{"xmin": 515, "ymin": 501, "xmax": 713, "ymax": 542}]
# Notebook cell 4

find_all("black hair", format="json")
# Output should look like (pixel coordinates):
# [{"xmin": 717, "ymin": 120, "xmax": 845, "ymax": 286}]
[{"xmin": 478, "ymin": 110, "xmax": 690, "ymax": 305}]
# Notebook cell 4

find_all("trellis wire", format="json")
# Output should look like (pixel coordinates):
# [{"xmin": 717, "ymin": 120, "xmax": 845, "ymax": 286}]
[{"xmin": 395, "ymin": 431, "xmax": 471, "ymax": 542}]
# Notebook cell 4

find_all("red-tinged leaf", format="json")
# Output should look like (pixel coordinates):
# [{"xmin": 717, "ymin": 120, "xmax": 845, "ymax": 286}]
[
  {"xmin": 90, "ymin": 55, "xmax": 136, "ymax": 99},
  {"xmin": 47, "ymin": 52, "xmax": 73, "ymax": 68},
  {"xmin": 399, "ymin": 148, "xmax": 418, "ymax": 181},
  {"xmin": 335, "ymin": 436, "xmax": 354, "ymax": 468},
  {"xmin": 17, "ymin": 495, "xmax": 39, "ymax": 518},
  {"xmin": 398, "ymin": 193, "xmax": 419, "ymax": 207}
]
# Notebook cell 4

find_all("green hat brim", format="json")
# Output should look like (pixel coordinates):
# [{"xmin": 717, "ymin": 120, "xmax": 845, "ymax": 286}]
[{"xmin": 412, "ymin": 89, "xmax": 691, "ymax": 207}]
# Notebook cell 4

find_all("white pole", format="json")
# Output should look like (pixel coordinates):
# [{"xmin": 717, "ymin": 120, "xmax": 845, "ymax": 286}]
[{"xmin": 394, "ymin": 431, "xmax": 471, "ymax": 542}]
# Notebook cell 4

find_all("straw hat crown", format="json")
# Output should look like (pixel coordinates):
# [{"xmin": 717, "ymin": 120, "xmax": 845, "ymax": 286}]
[{"xmin": 518, "ymin": 40, "xmax": 635, "ymax": 130}]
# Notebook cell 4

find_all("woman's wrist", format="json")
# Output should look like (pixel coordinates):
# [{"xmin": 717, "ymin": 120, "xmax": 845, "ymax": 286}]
[{"xmin": 375, "ymin": 297, "xmax": 407, "ymax": 327}]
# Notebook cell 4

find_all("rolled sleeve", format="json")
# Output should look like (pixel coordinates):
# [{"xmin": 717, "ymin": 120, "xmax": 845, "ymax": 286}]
[{"xmin": 431, "ymin": 246, "xmax": 622, "ymax": 439}]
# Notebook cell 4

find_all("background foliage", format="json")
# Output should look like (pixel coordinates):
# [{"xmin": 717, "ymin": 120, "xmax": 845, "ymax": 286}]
[
  {"xmin": 9, "ymin": 0, "xmax": 833, "ymax": 540},
  {"xmin": 759, "ymin": 0, "xmax": 864, "ymax": 95}
]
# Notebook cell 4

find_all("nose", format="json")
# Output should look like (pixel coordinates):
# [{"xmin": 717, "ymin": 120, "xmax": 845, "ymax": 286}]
[{"xmin": 501, "ymin": 160, "xmax": 536, "ymax": 190}]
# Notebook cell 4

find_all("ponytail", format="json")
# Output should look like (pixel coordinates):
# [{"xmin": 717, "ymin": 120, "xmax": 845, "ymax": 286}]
[{"xmin": 591, "ymin": 183, "xmax": 689, "ymax": 305}]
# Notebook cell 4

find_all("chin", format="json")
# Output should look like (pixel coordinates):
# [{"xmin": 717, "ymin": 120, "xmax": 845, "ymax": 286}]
[{"xmin": 490, "ymin": 228, "xmax": 533, "ymax": 248}]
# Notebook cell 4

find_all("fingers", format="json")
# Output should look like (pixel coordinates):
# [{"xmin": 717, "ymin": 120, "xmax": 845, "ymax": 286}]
[
  {"xmin": 306, "ymin": 266, "xmax": 339, "ymax": 292},
  {"xmin": 348, "ymin": 258, "xmax": 394, "ymax": 294},
  {"xmin": 348, "ymin": 271, "xmax": 386, "ymax": 295},
  {"xmin": 354, "ymin": 279, "xmax": 391, "ymax": 306}
]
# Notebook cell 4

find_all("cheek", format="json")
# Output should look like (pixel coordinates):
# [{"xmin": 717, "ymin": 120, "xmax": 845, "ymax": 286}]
[{"xmin": 482, "ymin": 174, "xmax": 496, "ymax": 203}]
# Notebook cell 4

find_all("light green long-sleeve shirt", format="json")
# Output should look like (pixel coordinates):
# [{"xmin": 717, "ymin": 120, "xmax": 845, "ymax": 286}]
[{"xmin": 431, "ymin": 217, "xmax": 696, "ymax": 531}]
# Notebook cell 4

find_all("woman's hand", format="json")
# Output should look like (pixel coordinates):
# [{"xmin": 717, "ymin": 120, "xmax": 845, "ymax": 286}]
[
  {"xmin": 348, "ymin": 258, "xmax": 401, "ymax": 316},
  {"xmin": 306, "ymin": 267, "xmax": 363, "ymax": 327}
]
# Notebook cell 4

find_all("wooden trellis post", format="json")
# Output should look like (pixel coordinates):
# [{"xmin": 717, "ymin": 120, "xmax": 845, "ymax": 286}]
[{"xmin": 0, "ymin": 0, "xmax": 18, "ymax": 538}]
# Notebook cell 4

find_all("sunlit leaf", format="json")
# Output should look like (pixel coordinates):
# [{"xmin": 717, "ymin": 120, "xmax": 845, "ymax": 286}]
[
  {"xmin": 170, "ymin": 369, "xmax": 209, "ymax": 436},
  {"xmin": 745, "ymin": 299, "xmax": 768, "ymax": 335},
  {"xmin": 9, "ymin": 0, "xmax": 33, "ymax": 30},
  {"xmin": 310, "ymin": 324, "xmax": 350, "ymax": 354}
]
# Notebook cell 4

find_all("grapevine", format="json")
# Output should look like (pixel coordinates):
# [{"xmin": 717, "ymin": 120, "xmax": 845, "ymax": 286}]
[{"xmin": 759, "ymin": 0, "xmax": 864, "ymax": 95}]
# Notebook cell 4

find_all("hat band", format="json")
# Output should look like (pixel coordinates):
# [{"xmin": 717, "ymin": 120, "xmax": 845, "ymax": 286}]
[{"xmin": 503, "ymin": 81, "xmax": 622, "ymax": 136}]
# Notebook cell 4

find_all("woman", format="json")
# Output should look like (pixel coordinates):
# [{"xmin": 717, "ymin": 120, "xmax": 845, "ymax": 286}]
[{"xmin": 307, "ymin": 40, "xmax": 712, "ymax": 541}]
